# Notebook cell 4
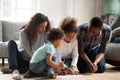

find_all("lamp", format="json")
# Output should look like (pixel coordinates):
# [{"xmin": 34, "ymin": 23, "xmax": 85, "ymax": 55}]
[
  {"xmin": 103, "ymin": 0, "xmax": 120, "ymax": 24},
  {"xmin": 104, "ymin": 0, "xmax": 120, "ymax": 15}
]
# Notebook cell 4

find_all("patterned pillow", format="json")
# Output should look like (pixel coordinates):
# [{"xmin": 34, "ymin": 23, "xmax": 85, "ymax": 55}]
[
  {"xmin": 112, "ymin": 27, "xmax": 120, "ymax": 37},
  {"xmin": 110, "ymin": 16, "xmax": 120, "ymax": 30}
]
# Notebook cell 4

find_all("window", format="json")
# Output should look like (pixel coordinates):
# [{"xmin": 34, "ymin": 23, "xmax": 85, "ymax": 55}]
[{"xmin": 0, "ymin": 0, "xmax": 38, "ymax": 21}]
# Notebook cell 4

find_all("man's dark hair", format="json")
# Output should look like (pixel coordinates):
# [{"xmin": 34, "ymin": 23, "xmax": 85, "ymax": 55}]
[
  {"xmin": 90, "ymin": 17, "xmax": 103, "ymax": 28},
  {"xmin": 48, "ymin": 28, "xmax": 64, "ymax": 42}
]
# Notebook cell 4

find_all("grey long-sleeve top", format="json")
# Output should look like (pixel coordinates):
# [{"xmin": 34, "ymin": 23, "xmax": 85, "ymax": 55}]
[{"xmin": 18, "ymin": 29, "xmax": 48, "ymax": 61}]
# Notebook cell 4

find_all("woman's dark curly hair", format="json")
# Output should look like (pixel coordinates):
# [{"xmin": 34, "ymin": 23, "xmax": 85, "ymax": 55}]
[
  {"xmin": 59, "ymin": 17, "xmax": 78, "ymax": 33},
  {"xmin": 20, "ymin": 13, "xmax": 51, "ymax": 47}
]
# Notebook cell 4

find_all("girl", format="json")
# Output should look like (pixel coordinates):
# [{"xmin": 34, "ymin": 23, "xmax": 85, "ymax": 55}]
[{"xmin": 56, "ymin": 17, "xmax": 79, "ymax": 75}]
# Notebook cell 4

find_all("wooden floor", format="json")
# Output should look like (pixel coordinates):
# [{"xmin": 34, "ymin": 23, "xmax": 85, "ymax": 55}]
[{"xmin": 0, "ymin": 59, "xmax": 120, "ymax": 80}]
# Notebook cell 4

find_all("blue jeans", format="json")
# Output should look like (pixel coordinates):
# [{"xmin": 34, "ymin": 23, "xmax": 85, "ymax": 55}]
[
  {"xmin": 62, "ymin": 58, "xmax": 72, "ymax": 67},
  {"xmin": 30, "ymin": 56, "xmax": 56, "ymax": 75},
  {"xmin": 77, "ymin": 46, "xmax": 106, "ymax": 73},
  {"xmin": 7, "ymin": 40, "xmax": 29, "ymax": 73}
]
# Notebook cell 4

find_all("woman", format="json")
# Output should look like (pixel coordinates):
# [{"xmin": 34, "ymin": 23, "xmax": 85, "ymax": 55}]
[
  {"xmin": 56, "ymin": 17, "xmax": 79, "ymax": 75},
  {"xmin": 2, "ymin": 13, "xmax": 51, "ymax": 79}
]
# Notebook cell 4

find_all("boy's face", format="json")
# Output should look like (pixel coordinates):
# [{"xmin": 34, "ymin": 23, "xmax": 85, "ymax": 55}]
[
  {"xmin": 54, "ymin": 39, "xmax": 63, "ymax": 48},
  {"xmin": 89, "ymin": 26, "xmax": 101, "ymax": 37}
]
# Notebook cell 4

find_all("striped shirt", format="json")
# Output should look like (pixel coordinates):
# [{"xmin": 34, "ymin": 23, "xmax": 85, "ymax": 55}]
[{"xmin": 77, "ymin": 23, "xmax": 111, "ymax": 54}]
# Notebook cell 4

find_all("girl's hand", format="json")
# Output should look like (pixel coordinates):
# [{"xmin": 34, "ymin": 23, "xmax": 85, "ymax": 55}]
[
  {"xmin": 70, "ymin": 66, "xmax": 79, "ymax": 75},
  {"xmin": 59, "ymin": 62, "xmax": 65, "ymax": 69}
]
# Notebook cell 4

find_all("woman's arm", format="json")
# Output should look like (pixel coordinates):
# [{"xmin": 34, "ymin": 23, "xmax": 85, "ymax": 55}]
[{"xmin": 19, "ymin": 29, "xmax": 32, "ymax": 57}]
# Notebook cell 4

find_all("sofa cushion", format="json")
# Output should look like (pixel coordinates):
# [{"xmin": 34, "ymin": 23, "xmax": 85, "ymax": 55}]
[
  {"xmin": 0, "ymin": 42, "xmax": 8, "ymax": 58},
  {"xmin": 105, "ymin": 43, "xmax": 120, "ymax": 66},
  {"xmin": 2, "ymin": 21, "xmax": 25, "ymax": 42},
  {"xmin": 0, "ymin": 40, "xmax": 20, "ymax": 58},
  {"xmin": 112, "ymin": 27, "xmax": 120, "ymax": 37},
  {"xmin": 0, "ymin": 21, "xmax": 2, "ymax": 41}
]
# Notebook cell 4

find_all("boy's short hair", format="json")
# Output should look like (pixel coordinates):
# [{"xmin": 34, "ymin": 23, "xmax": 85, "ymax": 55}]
[
  {"xmin": 48, "ymin": 28, "xmax": 64, "ymax": 42},
  {"xmin": 90, "ymin": 17, "xmax": 103, "ymax": 28}
]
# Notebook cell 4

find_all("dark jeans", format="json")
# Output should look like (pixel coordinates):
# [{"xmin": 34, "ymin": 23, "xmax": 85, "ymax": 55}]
[
  {"xmin": 110, "ymin": 36, "xmax": 120, "ymax": 43},
  {"xmin": 77, "ymin": 46, "xmax": 106, "ymax": 73},
  {"xmin": 7, "ymin": 40, "xmax": 29, "ymax": 74},
  {"xmin": 62, "ymin": 58, "xmax": 72, "ymax": 67}
]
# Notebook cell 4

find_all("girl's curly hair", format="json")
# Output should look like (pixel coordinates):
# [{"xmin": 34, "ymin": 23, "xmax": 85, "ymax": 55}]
[{"xmin": 59, "ymin": 16, "xmax": 78, "ymax": 33}]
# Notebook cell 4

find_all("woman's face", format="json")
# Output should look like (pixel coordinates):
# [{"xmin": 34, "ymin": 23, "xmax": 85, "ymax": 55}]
[
  {"xmin": 64, "ymin": 32, "xmax": 76, "ymax": 42},
  {"xmin": 38, "ymin": 21, "xmax": 48, "ymax": 34}
]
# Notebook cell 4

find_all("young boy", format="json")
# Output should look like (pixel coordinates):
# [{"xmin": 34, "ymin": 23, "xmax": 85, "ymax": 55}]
[{"xmin": 24, "ymin": 28, "xmax": 65, "ymax": 79}]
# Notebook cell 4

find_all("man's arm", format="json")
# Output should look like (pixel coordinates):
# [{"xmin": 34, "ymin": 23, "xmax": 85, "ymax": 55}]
[
  {"xmin": 94, "ymin": 26, "xmax": 111, "ymax": 65},
  {"xmin": 93, "ymin": 53, "xmax": 104, "ymax": 65},
  {"xmin": 77, "ymin": 28, "xmax": 93, "ymax": 66},
  {"xmin": 80, "ymin": 52, "xmax": 93, "ymax": 66}
]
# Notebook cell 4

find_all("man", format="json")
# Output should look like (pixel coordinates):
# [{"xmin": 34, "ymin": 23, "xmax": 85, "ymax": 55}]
[{"xmin": 77, "ymin": 17, "xmax": 111, "ymax": 73}]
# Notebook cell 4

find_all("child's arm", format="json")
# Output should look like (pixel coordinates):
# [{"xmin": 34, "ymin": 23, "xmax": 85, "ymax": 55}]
[{"xmin": 46, "ymin": 53, "xmax": 63, "ymax": 69}]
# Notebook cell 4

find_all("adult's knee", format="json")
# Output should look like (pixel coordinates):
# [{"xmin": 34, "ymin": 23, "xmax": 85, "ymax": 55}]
[
  {"xmin": 8, "ymin": 40, "xmax": 17, "ymax": 47},
  {"xmin": 97, "ymin": 63, "xmax": 106, "ymax": 73},
  {"xmin": 77, "ymin": 62, "xmax": 88, "ymax": 73},
  {"xmin": 97, "ymin": 67, "xmax": 106, "ymax": 73}
]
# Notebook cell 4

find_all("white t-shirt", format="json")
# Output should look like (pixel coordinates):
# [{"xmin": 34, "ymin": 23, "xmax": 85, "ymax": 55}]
[{"xmin": 56, "ymin": 38, "xmax": 79, "ymax": 67}]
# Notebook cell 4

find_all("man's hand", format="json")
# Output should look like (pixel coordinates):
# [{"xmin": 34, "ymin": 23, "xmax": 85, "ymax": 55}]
[{"xmin": 89, "ymin": 63, "xmax": 98, "ymax": 73}]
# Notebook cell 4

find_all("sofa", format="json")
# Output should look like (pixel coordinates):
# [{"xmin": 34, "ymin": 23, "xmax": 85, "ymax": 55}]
[
  {"xmin": 0, "ymin": 21, "xmax": 25, "ymax": 66},
  {"xmin": 105, "ymin": 15, "xmax": 120, "ymax": 66}
]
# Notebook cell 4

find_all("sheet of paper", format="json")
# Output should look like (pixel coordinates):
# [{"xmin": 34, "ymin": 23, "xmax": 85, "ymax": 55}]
[{"xmin": 57, "ymin": 75, "xmax": 82, "ymax": 78}]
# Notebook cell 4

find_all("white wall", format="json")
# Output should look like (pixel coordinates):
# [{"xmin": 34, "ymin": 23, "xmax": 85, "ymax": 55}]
[
  {"xmin": 37, "ymin": 0, "xmax": 68, "ymax": 27},
  {"xmin": 37, "ymin": 0, "xmax": 104, "ymax": 27},
  {"xmin": 73, "ymin": 0, "xmax": 104, "ymax": 24},
  {"xmin": 0, "ymin": 0, "xmax": 104, "ymax": 27}
]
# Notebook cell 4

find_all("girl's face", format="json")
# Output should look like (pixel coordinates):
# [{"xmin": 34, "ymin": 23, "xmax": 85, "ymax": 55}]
[
  {"xmin": 64, "ymin": 32, "xmax": 76, "ymax": 43},
  {"xmin": 54, "ymin": 39, "xmax": 63, "ymax": 48},
  {"xmin": 38, "ymin": 21, "xmax": 48, "ymax": 34}
]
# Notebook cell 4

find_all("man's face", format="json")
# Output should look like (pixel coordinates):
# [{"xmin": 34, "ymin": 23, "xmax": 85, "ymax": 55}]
[{"xmin": 89, "ymin": 26, "xmax": 101, "ymax": 37}]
